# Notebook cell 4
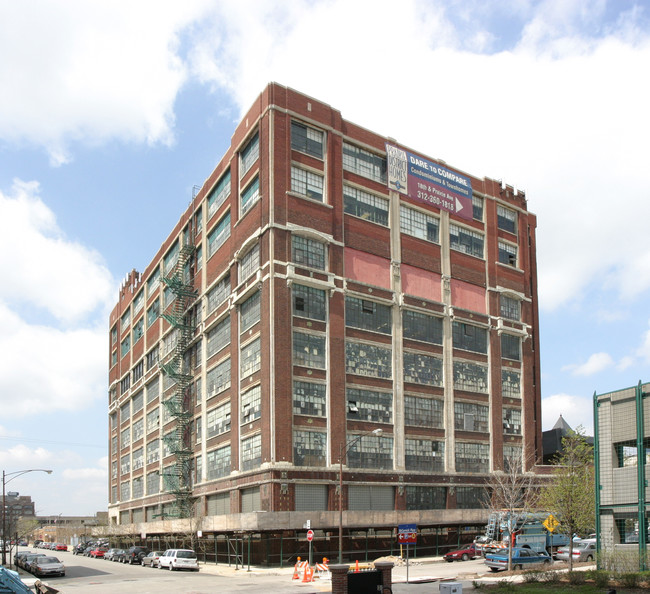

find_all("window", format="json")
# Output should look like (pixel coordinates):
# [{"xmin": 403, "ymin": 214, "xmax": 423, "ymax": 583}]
[
  {"xmin": 206, "ymin": 358, "xmax": 231, "ymax": 397},
  {"xmin": 240, "ymin": 132, "xmax": 259, "ymax": 177},
  {"xmin": 207, "ymin": 445, "xmax": 231, "ymax": 480},
  {"xmin": 504, "ymin": 445, "xmax": 523, "ymax": 470},
  {"xmin": 502, "ymin": 369, "xmax": 521, "ymax": 398},
  {"xmin": 497, "ymin": 205, "xmax": 517, "ymax": 234},
  {"xmin": 120, "ymin": 400, "xmax": 131, "ymax": 422},
  {"xmin": 503, "ymin": 408, "xmax": 522, "ymax": 434},
  {"xmin": 111, "ymin": 460, "xmax": 117, "ymax": 479},
  {"xmin": 405, "ymin": 439, "xmax": 444, "ymax": 472},
  {"xmin": 208, "ymin": 212, "xmax": 231, "ymax": 258},
  {"xmin": 240, "ymin": 291, "xmax": 261, "ymax": 332},
  {"xmin": 207, "ymin": 400, "xmax": 231, "ymax": 438},
  {"xmin": 291, "ymin": 121, "xmax": 324, "ymax": 158},
  {"xmin": 132, "ymin": 319, "xmax": 144, "ymax": 343},
  {"xmin": 111, "ymin": 350, "xmax": 117, "ymax": 366},
  {"xmin": 501, "ymin": 333, "xmax": 521, "ymax": 361},
  {"xmin": 406, "ymin": 486, "xmax": 446, "ymax": 510},
  {"xmin": 346, "ymin": 341, "xmax": 392, "ymax": 378},
  {"xmin": 147, "ymin": 267, "xmax": 161, "ymax": 294},
  {"xmin": 346, "ymin": 388, "xmax": 392, "ymax": 422},
  {"xmin": 146, "ymin": 439, "xmax": 160, "ymax": 464},
  {"xmin": 291, "ymin": 166, "xmax": 324, "ymax": 201},
  {"xmin": 121, "ymin": 427, "xmax": 131, "ymax": 449},
  {"xmin": 293, "ymin": 381, "xmax": 326, "ymax": 416},
  {"xmin": 132, "ymin": 447, "xmax": 144, "ymax": 471},
  {"xmin": 195, "ymin": 454, "xmax": 202, "ymax": 483},
  {"xmin": 345, "ymin": 297, "xmax": 391, "ymax": 334},
  {"xmin": 111, "ymin": 485, "xmax": 118, "ymax": 503},
  {"xmin": 498, "ymin": 240, "xmax": 518, "ymax": 267},
  {"xmin": 121, "ymin": 336, "xmax": 131, "ymax": 358},
  {"xmin": 456, "ymin": 486, "xmax": 489, "ymax": 509},
  {"xmin": 241, "ymin": 434, "xmax": 262, "ymax": 471},
  {"xmin": 120, "ymin": 454, "xmax": 130, "ymax": 475},
  {"xmin": 292, "ymin": 235, "xmax": 326, "ymax": 270},
  {"xmin": 343, "ymin": 142, "xmax": 387, "ymax": 183},
  {"xmin": 132, "ymin": 417, "xmax": 143, "ymax": 442},
  {"xmin": 147, "ymin": 470, "xmax": 160, "ymax": 494},
  {"xmin": 472, "ymin": 195, "xmax": 484, "ymax": 221},
  {"xmin": 454, "ymin": 401, "xmax": 489, "ymax": 432},
  {"xmin": 452, "ymin": 321, "xmax": 488, "ymax": 354},
  {"xmin": 111, "ymin": 325, "xmax": 118, "ymax": 345},
  {"xmin": 343, "ymin": 185, "xmax": 389, "ymax": 226},
  {"xmin": 241, "ymin": 385, "xmax": 261, "ymax": 423},
  {"xmin": 147, "ymin": 299, "xmax": 160, "ymax": 327},
  {"xmin": 146, "ymin": 407, "xmax": 160, "ymax": 434},
  {"xmin": 195, "ymin": 245, "xmax": 202, "ymax": 272},
  {"xmin": 241, "ymin": 338, "xmax": 261, "ymax": 378},
  {"xmin": 162, "ymin": 328, "xmax": 179, "ymax": 357},
  {"xmin": 146, "ymin": 346, "xmax": 159, "ymax": 371},
  {"xmin": 133, "ymin": 291, "xmax": 144, "ymax": 316},
  {"xmin": 293, "ymin": 430, "xmax": 327, "ymax": 466},
  {"xmin": 293, "ymin": 284, "xmax": 326, "ymax": 321},
  {"xmin": 400, "ymin": 205, "xmax": 439, "ymax": 243},
  {"xmin": 455, "ymin": 442, "xmax": 490, "ymax": 473},
  {"xmin": 614, "ymin": 439, "xmax": 650, "ymax": 467},
  {"xmin": 293, "ymin": 332, "xmax": 326, "ymax": 369},
  {"xmin": 121, "ymin": 309, "xmax": 131, "ymax": 332},
  {"xmin": 453, "ymin": 361, "xmax": 488, "ymax": 393},
  {"xmin": 403, "ymin": 351, "xmax": 442, "ymax": 386},
  {"xmin": 208, "ymin": 170, "xmax": 231, "ymax": 218},
  {"xmin": 206, "ymin": 316, "xmax": 231, "ymax": 359},
  {"xmin": 120, "ymin": 481, "xmax": 130, "ymax": 501},
  {"xmin": 132, "ymin": 476, "xmax": 144, "ymax": 499},
  {"xmin": 132, "ymin": 360, "xmax": 143, "ymax": 383},
  {"xmin": 404, "ymin": 396, "xmax": 443, "ymax": 428},
  {"xmin": 239, "ymin": 243, "xmax": 259, "ymax": 281},
  {"xmin": 240, "ymin": 176, "xmax": 260, "ymax": 214},
  {"xmin": 450, "ymin": 223, "xmax": 484, "ymax": 258},
  {"xmin": 163, "ymin": 285, "xmax": 174, "ymax": 308},
  {"xmin": 207, "ymin": 274, "xmax": 231, "ymax": 313},
  {"xmin": 146, "ymin": 376, "xmax": 159, "ymax": 403},
  {"xmin": 347, "ymin": 433, "xmax": 393, "ymax": 470},
  {"xmin": 500, "ymin": 295, "xmax": 521, "ymax": 320},
  {"xmin": 163, "ymin": 241, "xmax": 179, "ymax": 276},
  {"xmin": 402, "ymin": 310, "xmax": 442, "ymax": 344}
]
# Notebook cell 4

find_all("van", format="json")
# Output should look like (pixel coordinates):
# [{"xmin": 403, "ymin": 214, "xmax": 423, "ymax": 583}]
[{"xmin": 158, "ymin": 549, "xmax": 199, "ymax": 571}]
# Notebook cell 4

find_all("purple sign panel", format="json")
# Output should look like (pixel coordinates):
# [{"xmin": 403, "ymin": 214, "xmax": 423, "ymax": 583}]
[{"xmin": 386, "ymin": 143, "xmax": 473, "ymax": 220}]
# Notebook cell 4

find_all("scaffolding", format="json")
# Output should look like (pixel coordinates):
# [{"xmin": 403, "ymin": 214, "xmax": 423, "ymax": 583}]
[{"xmin": 158, "ymin": 241, "xmax": 198, "ymax": 518}]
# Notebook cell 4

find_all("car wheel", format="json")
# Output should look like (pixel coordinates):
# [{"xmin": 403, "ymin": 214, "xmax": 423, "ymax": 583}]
[
  {"xmin": 489, "ymin": 567, "xmax": 499, "ymax": 573},
  {"xmin": 461, "ymin": 554, "xmax": 469, "ymax": 561},
  {"xmin": 586, "ymin": 555, "xmax": 593, "ymax": 562},
  {"xmin": 157, "ymin": 562, "xmax": 162, "ymax": 569},
  {"xmin": 169, "ymin": 563, "xmax": 174, "ymax": 571},
  {"xmin": 514, "ymin": 564, "xmax": 522, "ymax": 571},
  {"xmin": 445, "ymin": 558, "xmax": 453, "ymax": 563}
]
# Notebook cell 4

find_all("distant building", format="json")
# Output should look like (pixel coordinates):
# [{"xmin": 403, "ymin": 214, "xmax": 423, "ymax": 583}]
[
  {"xmin": 542, "ymin": 415, "xmax": 593, "ymax": 464},
  {"xmin": 34, "ymin": 513, "xmax": 108, "ymax": 544},
  {"xmin": 108, "ymin": 82, "xmax": 543, "ymax": 562}
]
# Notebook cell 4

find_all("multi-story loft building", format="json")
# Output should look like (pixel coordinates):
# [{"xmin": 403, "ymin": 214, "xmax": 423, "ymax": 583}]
[{"xmin": 108, "ymin": 82, "xmax": 541, "ymax": 561}]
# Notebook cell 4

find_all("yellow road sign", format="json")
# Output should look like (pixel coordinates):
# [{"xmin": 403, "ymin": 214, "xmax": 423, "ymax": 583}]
[{"xmin": 543, "ymin": 514, "xmax": 559, "ymax": 533}]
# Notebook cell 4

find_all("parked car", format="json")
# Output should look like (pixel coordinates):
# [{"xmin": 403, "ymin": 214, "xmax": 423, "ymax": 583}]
[
  {"xmin": 157, "ymin": 549, "xmax": 199, "ymax": 571},
  {"xmin": 30, "ymin": 556, "xmax": 65, "ymax": 578},
  {"xmin": 111, "ymin": 549, "xmax": 126, "ymax": 563},
  {"xmin": 484, "ymin": 547, "xmax": 552, "ymax": 572},
  {"xmin": 124, "ymin": 546, "xmax": 149, "ymax": 564},
  {"xmin": 443, "ymin": 543, "xmax": 480, "ymax": 562},
  {"xmin": 14, "ymin": 551, "xmax": 33, "ymax": 565},
  {"xmin": 556, "ymin": 539, "xmax": 597, "ymax": 563},
  {"xmin": 89, "ymin": 547, "xmax": 108, "ymax": 558},
  {"xmin": 83, "ymin": 544, "xmax": 95, "ymax": 556},
  {"xmin": 23, "ymin": 553, "xmax": 49, "ymax": 573},
  {"xmin": 141, "ymin": 551, "xmax": 165, "ymax": 567},
  {"xmin": 16, "ymin": 552, "xmax": 42, "ymax": 569},
  {"xmin": 104, "ymin": 548, "xmax": 120, "ymax": 561},
  {"xmin": 55, "ymin": 543, "xmax": 67, "ymax": 552}
]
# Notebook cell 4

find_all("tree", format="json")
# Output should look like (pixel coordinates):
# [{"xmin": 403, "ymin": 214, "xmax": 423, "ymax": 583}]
[
  {"xmin": 485, "ymin": 452, "xmax": 541, "ymax": 571},
  {"xmin": 538, "ymin": 426, "xmax": 595, "ymax": 571}
]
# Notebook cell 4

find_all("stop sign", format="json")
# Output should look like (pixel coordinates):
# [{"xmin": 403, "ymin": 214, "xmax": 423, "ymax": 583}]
[{"xmin": 307, "ymin": 529, "xmax": 314, "ymax": 541}]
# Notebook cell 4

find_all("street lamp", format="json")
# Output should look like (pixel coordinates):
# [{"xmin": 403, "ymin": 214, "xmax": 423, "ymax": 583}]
[
  {"xmin": 338, "ymin": 428, "xmax": 383, "ymax": 564},
  {"xmin": 2, "ymin": 469, "xmax": 53, "ymax": 566}
]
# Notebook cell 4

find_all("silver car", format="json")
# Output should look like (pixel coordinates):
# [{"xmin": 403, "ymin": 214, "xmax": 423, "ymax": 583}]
[
  {"xmin": 556, "ymin": 539, "xmax": 597, "ymax": 562},
  {"xmin": 30, "ymin": 556, "xmax": 65, "ymax": 577}
]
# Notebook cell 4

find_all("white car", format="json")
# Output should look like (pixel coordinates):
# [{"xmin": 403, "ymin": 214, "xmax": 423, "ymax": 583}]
[{"xmin": 157, "ymin": 549, "xmax": 199, "ymax": 571}]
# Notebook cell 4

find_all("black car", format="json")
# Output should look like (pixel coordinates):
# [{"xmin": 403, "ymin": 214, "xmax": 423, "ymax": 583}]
[
  {"xmin": 72, "ymin": 543, "xmax": 87, "ymax": 555},
  {"xmin": 124, "ymin": 546, "xmax": 149, "ymax": 564}
]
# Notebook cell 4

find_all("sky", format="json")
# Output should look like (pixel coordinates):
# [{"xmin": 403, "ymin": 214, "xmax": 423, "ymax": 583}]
[{"xmin": 0, "ymin": 0, "xmax": 649, "ymax": 516}]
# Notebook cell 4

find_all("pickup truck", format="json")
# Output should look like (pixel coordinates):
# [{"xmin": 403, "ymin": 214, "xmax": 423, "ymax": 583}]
[{"xmin": 484, "ymin": 547, "xmax": 552, "ymax": 572}]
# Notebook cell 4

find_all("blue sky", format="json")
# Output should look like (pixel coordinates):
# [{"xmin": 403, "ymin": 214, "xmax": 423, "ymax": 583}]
[{"xmin": 1, "ymin": 0, "xmax": 649, "ymax": 516}]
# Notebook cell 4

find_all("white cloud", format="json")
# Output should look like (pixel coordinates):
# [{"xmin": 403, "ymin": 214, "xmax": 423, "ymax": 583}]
[
  {"xmin": 542, "ymin": 392, "xmax": 594, "ymax": 435},
  {"xmin": 562, "ymin": 352, "xmax": 614, "ymax": 376},
  {"xmin": 636, "ymin": 320, "xmax": 650, "ymax": 364}
]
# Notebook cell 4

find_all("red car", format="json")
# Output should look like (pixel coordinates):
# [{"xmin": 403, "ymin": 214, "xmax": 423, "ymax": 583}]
[
  {"xmin": 443, "ymin": 542, "xmax": 480, "ymax": 562},
  {"xmin": 55, "ymin": 543, "xmax": 67, "ymax": 551},
  {"xmin": 89, "ymin": 547, "xmax": 107, "ymax": 558}
]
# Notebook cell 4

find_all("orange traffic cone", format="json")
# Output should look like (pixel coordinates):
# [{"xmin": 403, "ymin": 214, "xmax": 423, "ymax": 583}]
[
  {"xmin": 292, "ymin": 557, "xmax": 301, "ymax": 580},
  {"xmin": 354, "ymin": 559, "xmax": 360, "ymax": 573},
  {"xmin": 302, "ymin": 564, "xmax": 311, "ymax": 582}
]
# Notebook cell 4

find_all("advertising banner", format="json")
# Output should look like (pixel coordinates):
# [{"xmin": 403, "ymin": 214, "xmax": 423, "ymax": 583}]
[{"xmin": 386, "ymin": 143, "xmax": 473, "ymax": 220}]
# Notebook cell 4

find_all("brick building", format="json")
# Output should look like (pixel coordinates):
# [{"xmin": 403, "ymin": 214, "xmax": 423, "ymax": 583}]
[{"xmin": 108, "ymin": 83, "xmax": 542, "ymax": 561}]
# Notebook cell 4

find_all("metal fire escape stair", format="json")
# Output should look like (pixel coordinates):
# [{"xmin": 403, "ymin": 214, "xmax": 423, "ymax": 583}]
[{"xmin": 158, "ymin": 243, "xmax": 198, "ymax": 519}]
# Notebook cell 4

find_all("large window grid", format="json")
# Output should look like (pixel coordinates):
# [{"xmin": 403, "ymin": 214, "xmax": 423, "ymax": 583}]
[
  {"xmin": 241, "ymin": 385, "xmax": 261, "ymax": 423},
  {"xmin": 292, "ymin": 235, "xmax": 326, "ymax": 270},
  {"xmin": 456, "ymin": 486, "xmax": 489, "ymax": 508},
  {"xmin": 146, "ymin": 439, "xmax": 160, "ymax": 464},
  {"xmin": 240, "ymin": 291, "xmax": 261, "ymax": 333},
  {"xmin": 240, "ymin": 176, "xmax": 260, "ymax": 214},
  {"xmin": 207, "ymin": 401, "xmax": 231, "ymax": 439},
  {"xmin": 343, "ymin": 185, "xmax": 389, "ymax": 226},
  {"xmin": 293, "ymin": 284, "xmax": 326, "ymax": 321},
  {"xmin": 240, "ymin": 132, "xmax": 259, "ymax": 178},
  {"xmin": 342, "ymin": 142, "xmax": 387, "ymax": 183},
  {"xmin": 147, "ymin": 299, "xmax": 160, "ymax": 327},
  {"xmin": 121, "ymin": 336, "xmax": 130, "ymax": 358},
  {"xmin": 497, "ymin": 205, "xmax": 517, "ymax": 234},
  {"xmin": 240, "ymin": 338, "xmax": 261, "ymax": 378},
  {"xmin": 455, "ymin": 442, "xmax": 490, "ymax": 473},
  {"xmin": 472, "ymin": 195, "xmax": 484, "ymax": 221},
  {"xmin": 291, "ymin": 166, "xmax": 324, "ymax": 202},
  {"xmin": 503, "ymin": 408, "xmax": 522, "ymax": 434},
  {"xmin": 121, "ymin": 309, "xmax": 131, "ymax": 332},
  {"xmin": 453, "ymin": 361, "xmax": 488, "ymax": 393},
  {"xmin": 208, "ymin": 171, "xmax": 231, "ymax": 219},
  {"xmin": 403, "ymin": 351, "xmax": 442, "ymax": 386},
  {"xmin": 120, "ymin": 453, "xmax": 130, "ymax": 475},
  {"xmin": 345, "ymin": 297, "xmax": 391, "ymax": 334},
  {"xmin": 132, "ymin": 476, "xmax": 144, "ymax": 499},
  {"xmin": 450, "ymin": 224, "xmax": 484, "ymax": 258},
  {"xmin": 293, "ymin": 332, "xmax": 326, "ymax": 369},
  {"xmin": 406, "ymin": 486, "xmax": 447, "ymax": 510},
  {"xmin": 346, "ymin": 388, "xmax": 392, "ymax": 422},
  {"xmin": 120, "ymin": 481, "xmax": 130, "ymax": 501},
  {"xmin": 502, "ymin": 369, "xmax": 521, "ymax": 398},
  {"xmin": 207, "ymin": 445, "xmax": 231, "ymax": 480},
  {"xmin": 347, "ymin": 434, "xmax": 393, "ymax": 470},
  {"xmin": 133, "ymin": 291, "xmax": 144, "ymax": 316},
  {"xmin": 132, "ymin": 418, "xmax": 143, "ymax": 442},
  {"xmin": 454, "ymin": 401, "xmax": 489, "ymax": 432},
  {"xmin": 500, "ymin": 295, "xmax": 521, "ymax": 320},
  {"xmin": 241, "ymin": 434, "xmax": 262, "ymax": 471},
  {"xmin": 293, "ymin": 430, "xmax": 327, "ymax": 466},
  {"xmin": 146, "ymin": 347, "xmax": 159, "ymax": 371},
  {"xmin": 403, "ymin": 310, "xmax": 443, "ymax": 344},
  {"xmin": 121, "ymin": 427, "xmax": 130, "ymax": 449},
  {"xmin": 208, "ymin": 212, "xmax": 231, "ymax": 258},
  {"xmin": 293, "ymin": 381, "xmax": 326, "ymax": 416},
  {"xmin": 404, "ymin": 396, "xmax": 443, "ymax": 428},
  {"xmin": 132, "ymin": 447, "xmax": 143, "ymax": 471},
  {"xmin": 498, "ymin": 241, "xmax": 518, "ymax": 267},
  {"xmin": 146, "ymin": 407, "xmax": 160, "ymax": 433},
  {"xmin": 452, "ymin": 322, "xmax": 488, "ymax": 354},
  {"xmin": 291, "ymin": 121, "xmax": 324, "ymax": 158},
  {"xmin": 206, "ymin": 358, "xmax": 231, "ymax": 397},
  {"xmin": 147, "ymin": 267, "xmax": 160, "ymax": 294},
  {"xmin": 146, "ymin": 471, "xmax": 160, "ymax": 494},
  {"xmin": 239, "ymin": 243, "xmax": 259, "ymax": 281},
  {"xmin": 405, "ymin": 439, "xmax": 444, "ymax": 472},
  {"xmin": 346, "ymin": 341, "xmax": 392, "ymax": 379},
  {"xmin": 163, "ymin": 241, "xmax": 179, "ymax": 276},
  {"xmin": 400, "ymin": 205, "xmax": 440, "ymax": 243},
  {"xmin": 206, "ymin": 316, "xmax": 231, "ymax": 359},
  {"xmin": 207, "ymin": 274, "xmax": 231, "ymax": 314},
  {"xmin": 501, "ymin": 333, "xmax": 521, "ymax": 361}
]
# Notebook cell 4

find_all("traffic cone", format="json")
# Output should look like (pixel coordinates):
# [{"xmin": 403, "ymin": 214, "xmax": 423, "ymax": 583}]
[
  {"xmin": 354, "ymin": 559, "xmax": 360, "ymax": 572},
  {"xmin": 292, "ymin": 557, "xmax": 301, "ymax": 580},
  {"xmin": 302, "ymin": 564, "xmax": 311, "ymax": 582}
]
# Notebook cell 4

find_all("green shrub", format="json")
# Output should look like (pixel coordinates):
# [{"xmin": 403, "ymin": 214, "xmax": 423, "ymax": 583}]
[
  {"xmin": 495, "ymin": 580, "xmax": 515, "ymax": 591},
  {"xmin": 619, "ymin": 572, "xmax": 640, "ymax": 588},
  {"xmin": 567, "ymin": 570, "xmax": 585, "ymax": 585},
  {"xmin": 590, "ymin": 569, "xmax": 610, "ymax": 588},
  {"xmin": 471, "ymin": 580, "xmax": 483, "ymax": 590},
  {"xmin": 521, "ymin": 569, "xmax": 541, "ymax": 583},
  {"xmin": 538, "ymin": 569, "xmax": 561, "ymax": 584}
]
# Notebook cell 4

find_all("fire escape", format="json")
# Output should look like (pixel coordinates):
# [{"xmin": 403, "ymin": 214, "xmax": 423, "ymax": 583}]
[{"xmin": 159, "ymin": 241, "xmax": 198, "ymax": 518}]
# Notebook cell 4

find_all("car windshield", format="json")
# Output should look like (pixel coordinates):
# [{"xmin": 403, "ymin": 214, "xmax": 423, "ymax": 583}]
[
  {"xmin": 41, "ymin": 557, "xmax": 60, "ymax": 564},
  {"xmin": 176, "ymin": 550, "xmax": 196, "ymax": 558}
]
